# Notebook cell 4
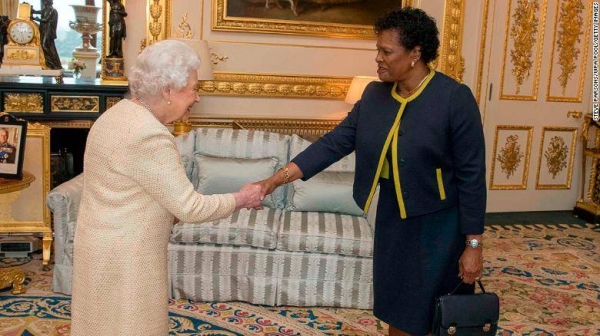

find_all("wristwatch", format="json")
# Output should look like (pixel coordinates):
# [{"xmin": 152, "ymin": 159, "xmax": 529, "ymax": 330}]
[{"xmin": 466, "ymin": 238, "xmax": 483, "ymax": 248}]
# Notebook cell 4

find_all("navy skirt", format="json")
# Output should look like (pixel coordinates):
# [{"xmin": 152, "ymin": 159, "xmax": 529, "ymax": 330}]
[{"xmin": 372, "ymin": 177, "xmax": 474, "ymax": 335}]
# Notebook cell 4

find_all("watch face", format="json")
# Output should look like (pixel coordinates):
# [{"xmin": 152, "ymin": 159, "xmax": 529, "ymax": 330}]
[{"xmin": 9, "ymin": 21, "xmax": 35, "ymax": 44}]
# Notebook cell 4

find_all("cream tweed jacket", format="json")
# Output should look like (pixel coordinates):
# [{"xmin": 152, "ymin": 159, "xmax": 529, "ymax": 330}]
[{"xmin": 70, "ymin": 100, "xmax": 236, "ymax": 336}]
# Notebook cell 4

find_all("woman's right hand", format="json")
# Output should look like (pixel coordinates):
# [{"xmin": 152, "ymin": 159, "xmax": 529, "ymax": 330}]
[{"xmin": 233, "ymin": 183, "xmax": 264, "ymax": 211}]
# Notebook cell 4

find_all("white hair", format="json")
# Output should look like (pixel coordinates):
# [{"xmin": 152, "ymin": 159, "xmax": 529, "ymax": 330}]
[{"xmin": 128, "ymin": 40, "xmax": 200, "ymax": 100}]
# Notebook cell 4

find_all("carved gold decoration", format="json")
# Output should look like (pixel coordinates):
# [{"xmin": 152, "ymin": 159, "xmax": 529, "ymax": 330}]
[
  {"xmin": 497, "ymin": 135, "xmax": 525, "ymax": 178},
  {"xmin": 509, "ymin": 0, "xmax": 539, "ymax": 94},
  {"xmin": 500, "ymin": 0, "xmax": 547, "ymax": 101},
  {"xmin": 3, "ymin": 93, "xmax": 43, "ymax": 113},
  {"xmin": 546, "ymin": 0, "xmax": 591, "ymax": 102},
  {"xmin": 211, "ymin": 52, "xmax": 229, "ymax": 66},
  {"xmin": 41, "ymin": 121, "xmax": 94, "ymax": 129},
  {"xmin": 439, "ymin": 0, "xmax": 466, "ymax": 82},
  {"xmin": 173, "ymin": 116, "xmax": 341, "ymax": 140},
  {"xmin": 198, "ymin": 72, "xmax": 351, "ymax": 99},
  {"xmin": 0, "ymin": 267, "xmax": 26, "ymax": 294},
  {"xmin": 544, "ymin": 136, "xmax": 568, "ymax": 178},
  {"xmin": 51, "ymin": 96, "xmax": 100, "ymax": 113},
  {"xmin": 567, "ymin": 110, "xmax": 583, "ymax": 119},
  {"xmin": 490, "ymin": 125, "xmax": 533, "ymax": 190},
  {"xmin": 536, "ymin": 127, "xmax": 578, "ymax": 190},
  {"xmin": 106, "ymin": 96, "xmax": 122, "ymax": 110},
  {"xmin": 555, "ymin": 0, "xmax": 584, "ymax": 94},
  {"xmin": 0, "ymin": 123, "xmax": 52, "ymax": 267},
  {"xmin": 146, "ymin": 0, "xmax": 170, "ymax": 45},
  {"xmin": 174, "ymin": 13, "xmax": 194, "ymax": 39},
  {"xmin": 7, "ymin": 49, "xmax": 36, "ymax": 60}
]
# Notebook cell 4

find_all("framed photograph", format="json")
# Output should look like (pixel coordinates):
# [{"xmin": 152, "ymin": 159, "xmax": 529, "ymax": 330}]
[
  {"xmin": 0, "ymin": 113, "xmax": 27, "ymax": 179},
  {"xmin": 535, "ymin": 127, "xmax": 578, "ymax": 190},
  {"xmin": 489, "ymin": 125, "xmax": 534, "ymax": 190},
  {"xmin": 212, "ymin": 0, "xmax": 408, "ymax": 38}
]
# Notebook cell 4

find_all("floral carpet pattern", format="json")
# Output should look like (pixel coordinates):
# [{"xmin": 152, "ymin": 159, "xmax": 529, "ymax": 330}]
[{"xmin": 0, "ymin": 223, "xmax": 598, "ymax": 335}]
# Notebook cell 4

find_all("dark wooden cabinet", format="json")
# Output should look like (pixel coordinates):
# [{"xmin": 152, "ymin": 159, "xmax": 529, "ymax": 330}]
[{"xmin": 0, "ymin": 76, "xmax": 128, "ymax": 120}]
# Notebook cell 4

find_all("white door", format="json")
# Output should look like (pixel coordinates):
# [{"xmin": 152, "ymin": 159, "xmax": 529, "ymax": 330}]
[{"xmin": 479, "ymin": 0, "xmax": 593, "ymax": 212}]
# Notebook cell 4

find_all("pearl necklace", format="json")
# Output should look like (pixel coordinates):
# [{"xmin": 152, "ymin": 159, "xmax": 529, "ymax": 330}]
[{"xmin": 403, "ymin": 73, "xmax": 429, "ymax": 97}]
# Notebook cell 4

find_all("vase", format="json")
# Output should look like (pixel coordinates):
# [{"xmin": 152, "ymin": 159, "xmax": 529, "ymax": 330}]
[{"xmin": 73, "ymin": 71, "xmax": 81, "ymax": 79}]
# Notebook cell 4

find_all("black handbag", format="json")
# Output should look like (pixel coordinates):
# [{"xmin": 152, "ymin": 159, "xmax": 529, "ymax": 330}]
[{"xmin": 432, "ymin": 280, "xmax": 499, "ymax": 335}]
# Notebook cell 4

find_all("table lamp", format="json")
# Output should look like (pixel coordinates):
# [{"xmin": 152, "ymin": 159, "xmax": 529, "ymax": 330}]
[{"xmin": 345, "ymin": 76, "xmax": 379, "ymax": 104}]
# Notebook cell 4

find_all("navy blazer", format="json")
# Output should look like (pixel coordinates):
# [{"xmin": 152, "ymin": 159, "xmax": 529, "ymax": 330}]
[{"xmin": 292, "ymin": 71, "xmax": 486, "ymax": 235}]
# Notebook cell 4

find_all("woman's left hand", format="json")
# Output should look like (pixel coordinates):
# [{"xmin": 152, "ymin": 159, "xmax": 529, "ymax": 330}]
[{"xmin": 458, "ymin": 246, "xmax": 483, "ymax": 284}]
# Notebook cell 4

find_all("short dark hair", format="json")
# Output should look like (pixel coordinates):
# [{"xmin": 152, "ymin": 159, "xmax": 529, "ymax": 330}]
[{"xmin": 374, "ymin": 7, "xmax": 440, "ymax": 64}]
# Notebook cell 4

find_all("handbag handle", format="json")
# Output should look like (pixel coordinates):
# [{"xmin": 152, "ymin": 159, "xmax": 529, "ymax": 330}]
[{"xmin": 449, "ymin": 280, "xmax": 486, "ymax": 295}]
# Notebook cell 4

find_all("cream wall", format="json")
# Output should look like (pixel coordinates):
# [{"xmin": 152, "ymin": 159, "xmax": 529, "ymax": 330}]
[{"xmin": 119, "ymin": 0, "xmax": 485, "ymax": 120}]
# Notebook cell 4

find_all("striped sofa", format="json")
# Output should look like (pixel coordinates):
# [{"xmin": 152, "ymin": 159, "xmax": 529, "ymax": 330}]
[{"xmin": 47, "ymin": 127, "xmax": 377, "ymax": 309}]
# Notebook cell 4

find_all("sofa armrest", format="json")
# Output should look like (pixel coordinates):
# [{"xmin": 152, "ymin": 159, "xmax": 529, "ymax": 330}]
[{"xmin": 46, "ymin": 173, "xmax": 84, "ymax": 266}]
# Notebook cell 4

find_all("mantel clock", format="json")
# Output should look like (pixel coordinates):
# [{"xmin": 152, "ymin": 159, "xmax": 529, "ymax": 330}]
[{"xmin": 1, "ymin": 3, "xmax": 44, "ymax": 68}]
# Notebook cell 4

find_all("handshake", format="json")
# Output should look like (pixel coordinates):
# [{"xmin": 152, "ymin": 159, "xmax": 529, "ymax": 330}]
[{"xmin": 232, "ymin": 164, "xmax": 296, "ymax": 211}]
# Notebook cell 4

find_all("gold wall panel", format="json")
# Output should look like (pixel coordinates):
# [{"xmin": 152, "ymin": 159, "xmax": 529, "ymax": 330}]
[
  {"xmin": 439, "ymin": 0, "xmax": 466, "ymax": 83},
  {"xmin": 3, "ymin": 93, "xmax": 44, "ymax": 113},
  {"xmin": 545, "ymin": 0, "xmax": 590, "ymax": 102},
  {"xmin": 535, "ymin": 126, "xmax": 578, "ymax": 189},
  {"xmin": 500, "ymin": 0, "xmax": 548, "ymax": 101},
  {"xmin": 50, "ymin": 96, "xmax": 100, "ymax": 113},
  {"xmin": 490, "ymin": 125, "xmax": 534, "ymax": 190},
  {"xmin": 146, "ymin": 0, "xmax": 171, "ymax": 46},
  {"xmin": 198, "ymin": 72, "xmax": 351, "ymax": 99}
]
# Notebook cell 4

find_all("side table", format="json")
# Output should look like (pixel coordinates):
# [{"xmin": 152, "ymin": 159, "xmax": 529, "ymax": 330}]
[{"xmin": 0, "ymin": 171, "xmax": 36, "ymax": 294}]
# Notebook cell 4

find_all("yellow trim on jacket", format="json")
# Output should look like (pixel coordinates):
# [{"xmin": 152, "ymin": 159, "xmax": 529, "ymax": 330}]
[{"xmin": 363, "ymin": 68, "xmax": 435, "ymax": 218}]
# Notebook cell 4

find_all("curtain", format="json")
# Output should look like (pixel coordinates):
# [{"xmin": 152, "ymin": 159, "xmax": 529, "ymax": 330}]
[{"xmin": 0, "ymin": 0, "xmax": 19, "ymax": 19}]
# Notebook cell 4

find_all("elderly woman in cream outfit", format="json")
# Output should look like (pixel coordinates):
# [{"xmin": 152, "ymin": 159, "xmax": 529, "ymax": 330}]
[{"xmin": 70, "ymin": 40, "xmax": 264, "ymax": 335}]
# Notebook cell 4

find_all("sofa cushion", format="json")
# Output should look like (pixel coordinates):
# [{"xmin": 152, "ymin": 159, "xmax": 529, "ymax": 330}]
[
  {"xmin": 193, "ymin": 128, "xmax": 289, "ymax": 208},
  {"xmin": 195, "ymin": 154, "xmax": 279, "ymax": 207},
  {"xmin": 277, "ymin": 211, "xmax": 373, "ymax": 257},
  {"xmin": 290, "ymin": 134, "xmax": 355, "ymax": 172},
  {"xmin": 170, "ymin": 208, "xmax": 282, "ymax": 249},
  {"xmin": 287, "ymin": 171, "xmax": 364, "ymax": 216}
]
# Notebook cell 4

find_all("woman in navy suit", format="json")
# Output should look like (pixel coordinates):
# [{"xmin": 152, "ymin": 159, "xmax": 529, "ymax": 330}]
[{"xmin": 258, "ymin": 7, "xmax": 486, "ymax": 335}]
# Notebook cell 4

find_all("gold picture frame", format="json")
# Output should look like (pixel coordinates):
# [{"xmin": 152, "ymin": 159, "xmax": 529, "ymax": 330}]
[
  {"xmin": 212, "ymin": 0, "xmax": 410, "ymax": 39},
  {"xmin": 535, "ymin": 127, "xmax": 578, "ymax": 190},
  {"xmin": 0, "ymin": 122, "xmax": 52, "ymax": 267},
  {"xmin": 489, "ymin": 125, "xmax": 534, "ymax": 190}
]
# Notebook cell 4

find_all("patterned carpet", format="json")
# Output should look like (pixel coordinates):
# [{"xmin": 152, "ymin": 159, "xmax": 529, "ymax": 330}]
[{"xmin": 0, "ymin": 223, "xmax": 598, "ymax": 335}]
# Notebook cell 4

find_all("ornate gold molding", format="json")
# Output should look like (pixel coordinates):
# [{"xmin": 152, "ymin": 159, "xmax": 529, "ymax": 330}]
[
  {"xmin": 555, "ymin": 0, "xmax": 584, "ymax": 94},
  {"xmin": 489, "ymin": 125, "xmax": 534, "ymax": 190},
  {"xmin": 0, "ymin": 267, "xmax": 26, "ymax": 294},
  {"xmin": 546, "ymin": 0, "xmax": 590, "ymax": 102},
  {"xmin": 50, "ymin": 96, "xmax": 100, "ymax": 113},
  {"xmin": 198, "ymin": 72, "xmax": 351, "ymax": 99},
  {"xmin": 146, "ymin": 0, "xmax": 171, "ymax": 45},
  {"xmin": 510, "ymin": 0, "xmax": 540, "ymax": 94},
  {"xmin": 106, "ymin": 96, "xmax": 123, "ymax": 110},
  {"xmin": 500, "ymin": 0, "xmax": 548, "ymax": 101},
  {"xmin": 536, "ymin": 126, "xmax": 578, "ymax": 190},
  {"xmin": 3, "ymin": 93, "xmax": 44, "ymax": 113},
  {"xmin": 476, "ymin": 0, "xmax": 491, "ymax": 106},
  {"xmin": 439, "ymin": 0, "xmax": 466, "ymax": 83}
]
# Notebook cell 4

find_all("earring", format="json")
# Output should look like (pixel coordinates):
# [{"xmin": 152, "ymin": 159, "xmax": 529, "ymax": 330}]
[
  {"xmin": 411, "ymin": 60, "xmax": 416, "ymax": 68},
  {"xmin": 167, "ymin": 101, "xmax": 171, "ymax": 105}
]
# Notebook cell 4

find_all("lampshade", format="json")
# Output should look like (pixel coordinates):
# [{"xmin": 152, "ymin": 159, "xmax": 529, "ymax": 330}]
[
  {"xmin": 345, "ymin": 76, "xmax": 379, "ymax": 104},
  {"xmin": 169, "ymin": 38, "xmax": 214, "ymax": 80}
]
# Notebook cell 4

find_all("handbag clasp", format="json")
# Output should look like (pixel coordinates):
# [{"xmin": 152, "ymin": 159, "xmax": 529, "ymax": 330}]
[
  {"xmin": 447, "ymin": 326, "xmax": 457, "ymax": 335},
  {"xmin": 483, "ymin": 323, "xmax": 491, "ymax": 332}
]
